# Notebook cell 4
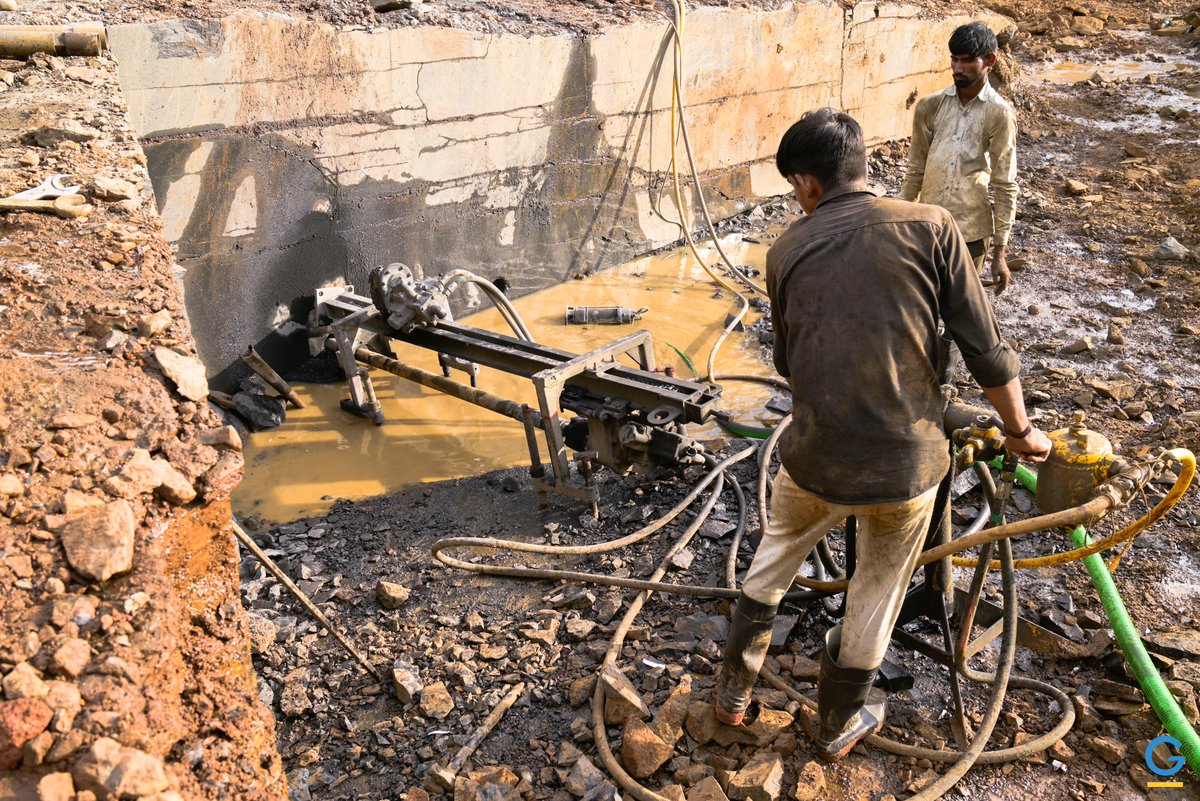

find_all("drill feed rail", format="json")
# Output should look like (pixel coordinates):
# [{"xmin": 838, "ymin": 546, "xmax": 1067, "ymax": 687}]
[{"xmin": 315, "ymin": 284, "xmax": 721, "ymax": 506}]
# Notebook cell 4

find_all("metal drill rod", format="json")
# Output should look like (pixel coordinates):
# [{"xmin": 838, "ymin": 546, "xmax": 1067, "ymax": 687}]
[
  {"xmin": 345, "ymin": 343, "xmax": 546, "ymax": 429},
  {"xmin": 241, "ymin": 345, "xmax": 306, "ymax": 408},
  {"xmin": 230, "ymin": 520, "xmax": 383, "ymax": 682},
  {"xmin": 428, "ymin": 682, "xmax": 526, "ymax": 790}
]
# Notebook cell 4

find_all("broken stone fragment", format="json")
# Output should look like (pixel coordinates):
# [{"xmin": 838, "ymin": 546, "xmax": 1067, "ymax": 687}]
[
  {"xmin": 687, "ymin": 777, "xmax": 729, "ymax": 801},
  {"xmin": 154, "ymin": 460, "xmax": 196, "ymax": 505},
  {"xmin": 621, "ymin": 716, "xmax": 673, "ymax": 778},
  {"xmin": 668, "ymin": 548, "xmax": 694, "ymax": 571},
  {"xmin": 568, "ymin": 674, "xmax": 596, "ymax": 707},
  {"xmin": 1070, "ymin": 15, "xmax": 1105, "ymax": 34},
  {"xmin": 727, "ymin": 752, "xmax": 783, "ymax": 801},
  {"xmin": 1145, "ymin": 627, "xmax": 1200, "ymax": 659},
  {"xmin": 419, "ymin": 681, "xmax": 454, "ymax": 719},
  {"xmin": 153, "ymin": 348, "xmax": 209, "ymax": 402},
  {"xmin": 1053, "ymin": 35, "xmax": 1087, "ymax": 52},
  {"xmin": 375, "ymin": 580, "xmax": 411, "ymax": 609},
  {"xmin": 0, "ymin": 474, "xmax": 20, "ymax": 497},
  {"xmin": 599, "ymin": 665, "xmax": 651, "ymax": 720},
  {"xmin": 684, "ymin": 700, "xmax": 793, "ymax": 748},
  {"xmin": 391, "ymin": 662, "xmax": 422, "ymax": 704},
  {"xmin": 49, "ymin": 638, "xmax": 90, "ymax": 678},
  {"xmin": 37, "ymin": 772, "xmax": 74, "ymax": 801},
  {"xmin": 243, "ymin": 611, "xmax": 277, "ymax": 655},
  {"xmin": 57, "ymin": 499, "xmax": 134, "ymax": 583},
  {"xmin": 71, "ymin": 737, "xmax": 169, "ymax": 799},
  {"xmin": 1070, "ymin": 694, "xmax": 1103, "ymax": 732},
  {"xmin": 1089, "ymin": 376, "xmax": 1132, "ymax": 398},
  {"xmin": 90, "ymin": 176, "xmax": 138, "ymax": 201},
  {"xmin": 519, "ymin": 618, "xmax": 560, "ymax": 646},
  {"xmin": 478, "ymin": 644, "xmax": 508, "ymax": 661},
  {"xmin": 0, "ymin": 698, "xmax": 53, "ymax": 769},
  {"xmin": 199, "ymin": 452, "xmax": 242, "ymax": 500},
  {"xmin": 199, "ymin": 426, "xmax": 242, "ymax": 450},
  {"xmin": 564, "ymin": 754, "xmax": 606, "ymax": 797},
  {"xmin": 32, "ymin": 120, "xmax": 100, "ymax": 147},
  {"xmin": 1064, "ymin": 178, "xmax": 1090, "ymax": 195},
  {"xmin": 652, "ymin": 675, "xmax": 693, "ymax": 746},
  {"xmin": 137, "ymin": 309, "xmax": 171, "ymax": 338},
  {"xmin": 1086, "ymin": 735, "xmax": 1127, "ymax": 764},
  {"xmin": 48, "ymin": 413, "xmax": 97, "ymax": 430},
  {"xmin": 2, "ymin": 662, "xmax": 47, "ymax": 700},
  {"xmin": 715, "ymin": 706, "xmax": 793, "ymax": 747},
  {"xmin": 233, "ymin": 391, "xmax": 286, "ymax": 430},
  {"xmin": 564, "ymin": 618, "xmax": 597, "ymax": 642},
  {"xmin": 1063, "ymin": 336, "xmax": 1093, "ymax": 355},
  {"xmin": 791, "ymin": 761, "xmax": 826, "ymax": 801},
  {"xmin": 1156, "ymin": 236, "xmax": 1190, "ymax": 260},
  {"xmin": 103, "ymin": 449, "xmax": 196, "ymax": 505},
  {"xmin": 279, "ymin": 668, "xmax": 312, "ymax": 717}
]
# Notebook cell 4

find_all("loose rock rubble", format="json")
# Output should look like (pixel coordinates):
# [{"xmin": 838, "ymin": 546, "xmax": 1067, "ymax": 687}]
[{"xmin": 0, "ymin": 38, "xmax": 280, "ymax": 801}]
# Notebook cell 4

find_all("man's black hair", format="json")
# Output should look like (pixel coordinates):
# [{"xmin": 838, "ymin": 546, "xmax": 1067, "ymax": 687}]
[
  {"xmin": 949, "ymin": 21, "xmax": 998, "ymax": 59},
  {"xmin": 775, "ymin": 108, "xmax": 866, "ymax": 190}
]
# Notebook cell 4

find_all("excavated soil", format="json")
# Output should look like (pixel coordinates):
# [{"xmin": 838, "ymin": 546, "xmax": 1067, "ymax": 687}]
[{"xmin": 1, "ymin": 1, "xmax": 1199, "ymax": 801}]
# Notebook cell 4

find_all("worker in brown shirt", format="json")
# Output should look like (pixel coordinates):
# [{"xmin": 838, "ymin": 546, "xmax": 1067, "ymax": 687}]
[{"xmin": 713, "ymin": 109, "xmax": 1050, "ymax": 762}]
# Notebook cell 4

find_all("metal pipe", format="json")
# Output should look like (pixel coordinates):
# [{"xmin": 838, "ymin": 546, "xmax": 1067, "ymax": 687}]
[
  {"xmin": 241, "ymin": 345, "xmax": 305, "ymax": 409},
  {"xmin": 427, "ymin": 682, "xmax": 526, "ymax": 790},
  {"xmin": 0, "ymin": 25, "xmax": 107, "ymax": 58},
  {"xmin": 342, "ymin": 342, "xmax": 545, "ymax": 430},
  {"xmin": 230, "ymin": 519, "xmax": 382, "ymax": 682}
]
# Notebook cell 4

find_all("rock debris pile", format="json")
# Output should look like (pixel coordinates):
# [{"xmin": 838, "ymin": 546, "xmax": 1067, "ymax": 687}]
[{"xmin": 0, "ymin": 50, "xmax": 280, "ymax": 801}]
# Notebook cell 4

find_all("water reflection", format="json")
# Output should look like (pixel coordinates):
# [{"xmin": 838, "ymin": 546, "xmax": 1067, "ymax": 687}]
[{"xmin": 233, "ymin": 236, "xmax": 783, "ymax": 523}]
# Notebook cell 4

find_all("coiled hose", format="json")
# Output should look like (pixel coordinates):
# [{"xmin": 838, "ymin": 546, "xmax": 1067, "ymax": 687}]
[{"xmin": 1001, "ymin": 457, "xmax": 1200, "ymax": 781}]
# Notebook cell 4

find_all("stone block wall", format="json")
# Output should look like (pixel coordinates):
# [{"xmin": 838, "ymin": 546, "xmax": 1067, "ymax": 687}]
[{"xmin": 108, "ymin": 3, "xmax": 1007, "ymax": 388}]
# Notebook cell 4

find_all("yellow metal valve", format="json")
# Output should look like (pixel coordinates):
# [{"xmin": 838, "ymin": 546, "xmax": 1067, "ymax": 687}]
[{"xmin": 1035, "ymin": 411, "xmax": 1117, "ymax": 513}]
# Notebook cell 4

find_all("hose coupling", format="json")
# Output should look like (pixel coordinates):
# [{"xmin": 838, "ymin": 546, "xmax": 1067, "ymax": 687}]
[{"xmin": 952, "ymin": 414, "xmax": 1005, "ymax": 468}]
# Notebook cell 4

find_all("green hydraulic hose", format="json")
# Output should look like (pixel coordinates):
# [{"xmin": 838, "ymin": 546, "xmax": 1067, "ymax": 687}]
[
  {"xmin": 1001, "ymin": 462, "xmax": 1200, "ymax": 780},
  {"xmin": 1069, "ymin": 524, "xmax": 1200, "ymax": 780}
]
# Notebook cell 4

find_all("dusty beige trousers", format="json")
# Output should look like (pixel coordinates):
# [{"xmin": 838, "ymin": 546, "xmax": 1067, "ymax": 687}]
[{"xmin": 742, "ymin": 468, "xmax": 939, "ymax": 671}]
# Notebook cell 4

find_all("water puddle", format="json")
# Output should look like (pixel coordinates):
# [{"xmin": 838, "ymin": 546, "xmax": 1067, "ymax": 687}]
[
  {"xmin": 233, "ymin": 235, "xmax": 783, "ymax": 523},
  {"xmin": 1098, "ymin": 289, "xmax": 1157, "ymax": 313},
  {"xmin": 1027, "ymin": 59, "xmax": 1187, "ymax": 85}
]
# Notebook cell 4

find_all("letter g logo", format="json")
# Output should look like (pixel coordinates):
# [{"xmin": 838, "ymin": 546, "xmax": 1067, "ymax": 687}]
[{"xmin": 1146, "ymin": 735, "xmax": 1186, "ymax": 777}]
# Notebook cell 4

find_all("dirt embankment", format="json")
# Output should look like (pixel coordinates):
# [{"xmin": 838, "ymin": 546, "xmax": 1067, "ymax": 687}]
[{"xmin": 0, "ymin": 52, "xmax": 283, "ymax": 801}]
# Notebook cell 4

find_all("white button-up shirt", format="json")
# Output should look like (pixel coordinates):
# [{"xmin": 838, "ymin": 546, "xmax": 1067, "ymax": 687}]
[{"xmin": 900, "ymin": 82, "xmax": 1018, "ymax": 248}]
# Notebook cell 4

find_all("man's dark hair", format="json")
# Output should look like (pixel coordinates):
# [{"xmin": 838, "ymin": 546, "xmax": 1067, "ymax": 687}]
[
  {"xmin": 775, "ymin": 108, "xmax": 866, "ymax": 190},
  {"xmin": 949, "ymin": 22, "xmax": 997, "ymax": 59}
]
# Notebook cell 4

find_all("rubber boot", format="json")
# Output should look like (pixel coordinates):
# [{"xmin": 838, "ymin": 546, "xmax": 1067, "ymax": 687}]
[
  {"xmin": 713, "ymin": 593, "xmax": 779, "ymax": 726},
  {"xmin": 815, "ymin": 626, "xmax": 888, "ymax": 761}
]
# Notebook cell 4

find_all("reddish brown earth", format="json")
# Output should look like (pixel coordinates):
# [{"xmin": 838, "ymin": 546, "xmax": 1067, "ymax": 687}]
[{"xmin": 0, "ymin": 52, "xmax": 282, "ymax": 801}]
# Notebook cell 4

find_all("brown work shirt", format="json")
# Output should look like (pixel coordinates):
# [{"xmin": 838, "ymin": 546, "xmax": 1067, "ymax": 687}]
[{"xmin": 767, "ymin": 183, "xmax": 1019, "ymax": 504}]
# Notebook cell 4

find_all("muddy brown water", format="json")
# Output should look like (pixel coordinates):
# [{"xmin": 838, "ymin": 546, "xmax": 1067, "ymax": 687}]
[
  {"xmin": 233, "ymin": 235, "xmax": 781, "ymax": 523},
  {"xmin": 1026, "ymin": 58, "xmax": 1190, "ymax": 84}
]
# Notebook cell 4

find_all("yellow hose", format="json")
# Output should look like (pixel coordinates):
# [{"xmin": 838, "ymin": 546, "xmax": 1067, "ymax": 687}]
[
  {"xmin": 664, "ymin": 0, "xmax": 756, "ymax": 382},
  {"xmin": 950, "ymin": 448, "xmax": 1195, "ymax": 571}
]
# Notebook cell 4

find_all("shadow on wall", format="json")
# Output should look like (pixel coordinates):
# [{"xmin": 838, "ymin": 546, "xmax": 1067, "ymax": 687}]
[
  {"xmin": 146, "ymin": 134, "xmax": 346, "ymax": 391},
  {"xmin": 143, "ymin": 31, "xmax": 749, "ymax": 392}
]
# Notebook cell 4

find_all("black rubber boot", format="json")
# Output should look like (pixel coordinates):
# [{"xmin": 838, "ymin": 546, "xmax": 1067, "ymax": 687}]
[
  {"xmin": 815, "ymin": 626, "xmax": 888, "ymax": 761},
  {"xmin": 713, "ymin": 593, "xmax": 779, "ymax": 726}
]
